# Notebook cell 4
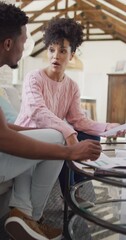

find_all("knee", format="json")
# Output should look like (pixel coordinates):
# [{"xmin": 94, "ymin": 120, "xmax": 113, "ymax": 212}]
[
  {"xmin": 50, "ymin": 130, "xmax": 65, "ymax": 144},
  {"xmin": 20, "ymin": 129, "xmax": 65, "ymax": 144}
]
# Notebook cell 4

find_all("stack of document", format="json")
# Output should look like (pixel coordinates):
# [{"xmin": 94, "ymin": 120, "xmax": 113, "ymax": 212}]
[
  {"xmin": 74, "ymin": 123, "xmax": 126, "ymax": 175},
  {"xmin": 74, "ymin": 152, "xmax": 126, "ymax": 176},
  {"xmin": 81, "ymin": 152, "xmax": 126, "ymax": 169},
  {"xmin": 100, "ymin": 123, "xmax": 126, "ymax": 137}
]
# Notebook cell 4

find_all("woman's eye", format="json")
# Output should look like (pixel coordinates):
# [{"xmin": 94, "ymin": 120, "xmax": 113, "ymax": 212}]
[
  {"xmin": 61, "ymin": 49, "xmax": 66, "ymax": 53},
  {"xmin": 49, "ymin": 48, "xmax": 54, "ymax": 52}
]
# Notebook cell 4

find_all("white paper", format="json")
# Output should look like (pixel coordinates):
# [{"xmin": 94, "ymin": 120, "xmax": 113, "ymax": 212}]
[
  {"xmin": 115, "ymin": 149, "xmax": 126, "ymax": 157},
  {"xmin": 74, "ymin": 152, "xmax": 126, "ymax": 171},
  {"xmin": 100, "ymin": 123, "xmax": 126, "ymax": 137}
]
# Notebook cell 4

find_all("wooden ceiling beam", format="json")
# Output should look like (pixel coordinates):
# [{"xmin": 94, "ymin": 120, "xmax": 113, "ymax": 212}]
[
  {"xmin": 77, "ymin": 14, "xmax": 115, "ymax": 33},
  {"xmin": 65, "ymin": 0, "xmax": 69, "ymax": 8},
  {"xmin": 32, "ymin": 5, "xmax": 125, "ymax": 53},
  {"xmin": 79, "ymin": 0, "xmax": 126, "ymax": 41},
  {"xmin": 28, "ymin": 0, "xmax": 62, "ymax": 22},
  {"xmin": 78, "ymin": 13, "xmax": 126, "ymax": 42},
  {"xmin": 105, "ymin": 0, "xmax": 126, "ymax": 12},
  {"xmin": 26, "ymin": 7, "xmax": 100, "ymax": 15},
  {"xmin": 80, "ymin": 0, "xmax": 126, "ymax": 28},
  {"xmin": 31, "ymin": 47, "xmax": 46, "ymax": 57},
  {"xmin": 26, "ymin": 7, "xmax": 83, "ymax": 18},
  {"xmin": 34, "ymin": 25, "xmax": 113, "ymax": 45},
  {"xmin": 85, "ymin": 0, "xmax": 126, "ymax": 22},
  {"xmin": 16, "ymin": 0, "xmax": 32, "ymax": 1},
  {"xmin": 17, "ymin": 0, "xmax": 33, "ymax": 9},
  {"xmin": 23, "ymin": 0, "xmax": 125, "ymax": 42},
  {"xmin": 34, "ymin": 38, "xmax": 44, "ymax": 46},
  {"xmin": 54, "ymin": 0, "xmax": 58, "ymax": 10},
  {"xmin": 19, "ymin": 0, "xmax": 126, "ymax": 56},
  {"xmin": 30, "ymin": 3, "xmax": 83, "ymax": 35},
  {"xmin": 85, "ymin": 38, "xmax": 118, "ymax": 41}
]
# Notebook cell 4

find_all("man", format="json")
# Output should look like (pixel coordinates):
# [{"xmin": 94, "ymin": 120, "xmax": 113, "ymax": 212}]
[{"xmin": 0, "ymin": 2, "xmax": 101, "ymax": 240}]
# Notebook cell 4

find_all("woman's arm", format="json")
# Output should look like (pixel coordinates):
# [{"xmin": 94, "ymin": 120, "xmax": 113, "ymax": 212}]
[
  {"xmin": 66, "ymin": 83, "xmax": 123, "ymax": 137},
  {"xmin": 66, "ymin": 133, "xmax": 78, "ymax": 145},
  {"xmin": 66, "ymin": 83, "xmax": 108, "ymax": 135}
]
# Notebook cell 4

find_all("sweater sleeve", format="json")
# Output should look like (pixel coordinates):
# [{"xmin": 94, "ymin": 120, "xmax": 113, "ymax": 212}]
[
  {"xmin": 66, "ymin": 82, "xmax": 107, "ymax": 136},
  {"xmin": 23, "ymin": 73, "xmax": 77, "ymax": 139}
]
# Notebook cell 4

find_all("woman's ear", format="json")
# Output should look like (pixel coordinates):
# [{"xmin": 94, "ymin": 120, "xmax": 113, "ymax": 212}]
[
  {"xmin": 4, "ymin": 39, "xmax": 13, "ymax": 51},
  {"xmin": 69, "ymin": 52, "xmax": 75, "ymax": 61}
]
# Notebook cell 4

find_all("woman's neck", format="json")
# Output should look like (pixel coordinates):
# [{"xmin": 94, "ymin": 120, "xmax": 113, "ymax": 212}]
[{"xmin": 45, "ymin": 67, "xmax": 64, "ymax": 82}]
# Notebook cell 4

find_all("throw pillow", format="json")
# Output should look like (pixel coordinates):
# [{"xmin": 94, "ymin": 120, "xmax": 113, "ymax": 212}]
[
  {"xmin": 0, "ymin": 86, "xmax": 10, "ymax": 102},
  {"xmin": 0, "ymin": 96, "xmax": 18, "ymax": 123}
]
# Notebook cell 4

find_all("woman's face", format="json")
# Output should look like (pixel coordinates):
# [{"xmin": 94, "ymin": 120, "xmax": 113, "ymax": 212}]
[{"xmin": 47, "ymin": 39, "xmax": 74, "ymax": 73}]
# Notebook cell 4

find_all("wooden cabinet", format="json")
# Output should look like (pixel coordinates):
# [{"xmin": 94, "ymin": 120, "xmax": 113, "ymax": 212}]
[{"xmin": 107, "ymin": 73, "xmax": 126, "ymax": 124}]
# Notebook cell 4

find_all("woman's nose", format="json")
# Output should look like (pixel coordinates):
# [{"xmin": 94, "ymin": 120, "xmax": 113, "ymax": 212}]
[{"xmin": 53, "ymin": 51, "xmax": 59, "ymax": 59}]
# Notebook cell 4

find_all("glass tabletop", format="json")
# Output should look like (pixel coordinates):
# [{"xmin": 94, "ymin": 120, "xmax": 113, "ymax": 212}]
[
  {"xmin": 67, "ymin": 180, "xmax": 126, "ymax": 235},
  {"xmin": 67, "ymin": 143, "xmax": 126, "ymax": 188},
  {"xmin": 68, "ymin": 215, "xmax": 126, "ymax": 240},
  {"xmin": 64, "ymin": 142, "xmax": 126, "ymax": 239}
]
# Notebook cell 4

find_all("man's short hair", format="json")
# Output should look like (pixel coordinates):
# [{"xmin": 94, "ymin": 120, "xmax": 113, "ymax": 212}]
[{"xmin": 0, "ymin": 2, "xmax": 28, "ymax": 42}]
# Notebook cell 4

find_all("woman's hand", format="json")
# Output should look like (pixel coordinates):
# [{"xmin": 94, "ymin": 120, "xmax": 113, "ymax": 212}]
[
  {"xmin": 105, "ymin": 123, "xmax": 126, "ymax": 137},
  {"xmin": 66, "ymin": 133, "xmax": 78, "ymax": 146}
]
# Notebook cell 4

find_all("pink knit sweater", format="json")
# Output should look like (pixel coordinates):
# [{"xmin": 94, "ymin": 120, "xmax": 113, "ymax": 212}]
[{"xmin": 15, "ymin": 69, "xmax": 107, "ymax": 139}]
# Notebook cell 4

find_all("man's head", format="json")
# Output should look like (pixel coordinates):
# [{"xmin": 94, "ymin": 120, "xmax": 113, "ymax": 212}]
[{"xmin": 0, "ymin": 2, "xmax": 28, "ymax": 68}]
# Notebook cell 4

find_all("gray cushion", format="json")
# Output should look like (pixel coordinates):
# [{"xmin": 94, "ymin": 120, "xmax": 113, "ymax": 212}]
[{"xmin": 0, "ymin": 96, "xmax": 18, "ymax": 123}]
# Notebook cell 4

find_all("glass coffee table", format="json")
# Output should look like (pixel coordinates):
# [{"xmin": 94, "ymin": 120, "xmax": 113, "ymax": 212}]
[
  {"xmin": 63, "ymin": 145, "xmax": 126, "ymax": 240},
  {"xmin": 65, "ymin": 179, "xmax": 126, "ymax": 240}
]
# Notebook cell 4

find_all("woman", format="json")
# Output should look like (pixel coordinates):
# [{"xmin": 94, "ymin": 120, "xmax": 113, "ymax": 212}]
[{"xmin": 15, "ymin": 18, "xmax": 120, "ymax": 197}]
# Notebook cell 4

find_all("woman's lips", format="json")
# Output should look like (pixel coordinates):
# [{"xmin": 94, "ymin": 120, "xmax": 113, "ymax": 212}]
[{"xmin": 52, "ymin": 62, "xmax": 60, "ymax": 66}]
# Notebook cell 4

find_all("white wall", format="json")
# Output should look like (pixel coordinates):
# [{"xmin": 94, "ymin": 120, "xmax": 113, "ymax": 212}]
[
  {"xmin": 80, "ymin": 40, "xmax": 126, "ymax": 122},
  {"xmin": 21, "ymin": 40, "xmax": 126, "ymax": 123},
  {"xmin": 66, "ymin": 40, "xmax": 126, "ymax": 122}
]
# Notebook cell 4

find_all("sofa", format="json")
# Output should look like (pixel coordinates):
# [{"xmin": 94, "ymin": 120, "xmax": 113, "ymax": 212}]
[{"xmin": 0, "ymin": 85, "xmax": 21, "ymax": 218}]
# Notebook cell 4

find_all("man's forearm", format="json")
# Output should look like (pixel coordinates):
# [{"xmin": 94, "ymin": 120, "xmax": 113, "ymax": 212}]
[
  {"xmin": 0, "ymin": 127, "xmax": 70, "ymax": 160},
  {"xmin": 8, "ymin": 123, "xmax": 34, "ymax": 131},
  {"xmin": 0, "ymin": 127, "xmax": 102, "ymax": 162}
]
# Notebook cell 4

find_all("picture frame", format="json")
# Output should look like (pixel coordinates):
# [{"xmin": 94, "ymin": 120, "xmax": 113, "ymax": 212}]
[{"xmin": 115, "ymin": 60, "xmax": 126, "ymax": 72}]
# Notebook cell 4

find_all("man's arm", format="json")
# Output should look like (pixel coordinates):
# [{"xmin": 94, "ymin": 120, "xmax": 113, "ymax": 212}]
[
  {"xmin": 8, "ymin": 123, "xmax": 34, "ymax": 131},
  {"xmin": 0, "ymin": 108, "xmax": 101, "ymax": 161}
]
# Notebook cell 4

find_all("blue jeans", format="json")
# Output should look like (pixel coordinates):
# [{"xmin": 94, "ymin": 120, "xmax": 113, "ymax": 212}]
[{"xmin": 59, "ymin": 131, "xmax": 100, "ymax": 196}]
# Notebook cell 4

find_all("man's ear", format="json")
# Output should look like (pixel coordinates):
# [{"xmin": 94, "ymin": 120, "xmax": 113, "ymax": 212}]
[
  {"xmin": 4, "ymin": 39, "xmax": 13, "ymax": 51},
  {"xmin": 69, "ymin": 52, "xmax": 75, "ymax": 61}
]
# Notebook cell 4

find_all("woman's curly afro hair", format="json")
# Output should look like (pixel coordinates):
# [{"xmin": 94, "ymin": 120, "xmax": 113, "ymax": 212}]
[{"xmin": 43, "ymin": 18, "xmax": 85, "ymax": 52}]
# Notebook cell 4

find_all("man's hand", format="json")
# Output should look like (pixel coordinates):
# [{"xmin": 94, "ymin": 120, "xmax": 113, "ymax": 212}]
[{"xmin": 69, "ymin": 139, "xmax": 101, "ymax": 161}]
